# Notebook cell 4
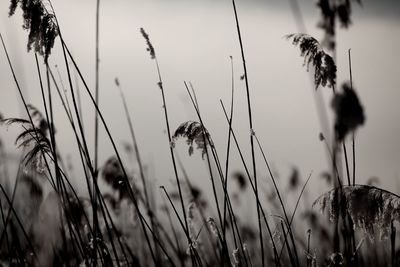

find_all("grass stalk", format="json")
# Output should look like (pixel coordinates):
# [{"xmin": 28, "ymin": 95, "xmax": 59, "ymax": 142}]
[
  {"xmin": 222, "ymin": 56, "xmax": 235, "ymax": 240},
  {"xmin": 94, "ymin": 0, "xmax": 100, "ymax": 170},
  {"xmin": 184, "ymin": 82, "xmax": 240, "ymax": 265},
  {"xmin": 221, "ymin": 101, "xmax": 280, "ymax": 266},
  {"xmin": 254, "ymin": 133, "xmax": 300, "ymax": 266},
  {"xmin": 161, "ymin": 197, "xmax": 185, "ymax": 267},
  {"xmin": 230, "ymin": 2, "xmax": 264, "ymax": 265},
  {"xmin": 306, "ymin": 230, "xmax": 311, "ymax": 267},
  {"xmin": 115, "ymin": 79, "xmax": 161, "ymax": 260},
  {"xmin": 277, "ymin": 172, "xmax": 313, "ymax": 261},
  {"xmin": 154, "ymin": 56, "xmax": 190, "ymax": 237},
  {"xmin": 177, "ymin": 160, "xmax": 222, "ymax": 264},
  {"xmin": 391, "ymin": 221, "xmax": 396, "ymax": 267},
  {"xmin": 139, "ymin": 29, "xmax": 193, "ymax": 264},
  {"xmin": 281, "ymin": 220, "xmax": 296, "ymax": 266},
  {"xmin": 343, "ymin": 142, "xmax": 351, "ymax": 186},
  {"xmin": 61, "ymin": 39, "xmax": 159, "ymax": 264},
  {"xmin": 93, "ymin": 2, "xmax": 101, "ymax": 264},
  {"xmin": 348, "ymin": 49, "xmax": 356, "ymax": 186},
  {"xmin": 0, "ymin": 183, "xmax": 40, "ymax": 265}
]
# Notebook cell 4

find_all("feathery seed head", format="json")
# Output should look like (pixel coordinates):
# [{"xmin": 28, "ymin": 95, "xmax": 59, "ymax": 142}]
[
  {"xmin": 9, "ymin": 0, "xmax": 59, "ymax": 62},
  {"xmin": 172, "ymin": 121, "xmax": 213, "ymax": 159},
  {"xmin": 331, "ymin": 82, "xmax": 365, "ymax": 141},
  {"xmin": 314, "ymin": 185, "xmax": 400, "ymax": 239},
  {"xmin": 316, "ymin": 0, "xmax": 362, "ymax": 50},
  {"xmin": 140, "ymin": 27, "xmax": 156, "ymax": 59},
  {"xmin": 286, "ymin": 33, "xmax": 336, "ymax": 89}
]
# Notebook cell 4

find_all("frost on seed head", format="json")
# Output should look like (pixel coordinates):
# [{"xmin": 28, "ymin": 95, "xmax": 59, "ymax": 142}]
[
  {"xmin": 207, "ymin": 217, "xmax": 220, "ymax": 238},
  {"xmin": 232, "ymin": 248, "xmax": 240, "ymax": 266}
]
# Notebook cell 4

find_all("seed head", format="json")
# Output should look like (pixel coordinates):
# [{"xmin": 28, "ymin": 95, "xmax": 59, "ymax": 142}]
[{"xmin": 140, "ymin": 27, "xmax": 156, "ymax": 59}]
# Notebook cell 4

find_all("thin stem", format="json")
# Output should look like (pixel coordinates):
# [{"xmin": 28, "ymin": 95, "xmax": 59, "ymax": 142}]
[
  {"xmin": 352, "ymin": 132, "xmax": 356, "ymax": 185},
  {"xmin": 287, "ymin": 0, "xmax": 306, "ymax": 33},
  {"xmin": 63, "ymin": 40, "xmax": 159, "ymax": 264},
  {"xmin": 73, "ymin": 66, "xmax": 85, "ymax": 133},
  {"xmin": 94, "ymin": 0, "xmax": 100, "ymax": 169},
  {"xmin": 306, "ymin": 230, "xmax": 311, "ymax": 267},
  {"xmin": 254, "ymin": 134, "xmax": 300, "ymax": 265},
  {"xmin": 183, "ymin": 82, "xmax": 232, "ymax": 265},
  {"xmin": 176, "ymin": 155, "xmax": 222, "ymax": 264},
  {"xmin": 140, "ymin": 35, "xmax": 193, "ymax": 261},
  {"xmin": 116, "ymin": 79, "xmax": 161, "ymax": 264},
  {"xmin": 48, "ymin": 66, "xmax": 94, "ymax": 202},
  {"xmin": 93, "ymin": 1, "xmax": 101, "ymax": 264},
  {"xmin": 160, "ymin": 187, "xmax": 189, "ymax": 238},
  {"xmin": 231, "ymin": 2, "xmax": 264, "ymax": 265},
  {"xmin": 161, "ymin": 197, "xmax": 185, "ymax": 267},
  {"xmin": 348, "ymin": 49, "xmax": 356, "ymax": 186},
  {"xmin": 157, "ymin": 57, "xmax": 189, "ymax": 232},
  {"xmin": 0, "ymin": 184, "xmax": 40, "ymax": 265},
  {"xmin": 391, "ymin": 221, "xmax": 396, "ymax": 267},
  {"xmin": 57, "ymin": 31, "xmax": 101, "ymax": 263},
  {"xmin": 221, "ymin": 101, "xmax": 281, "ymax": 266},
  {"xmin": 278, "ymin": 172, "xmax": 313, "ymax": 261},
  {"xmin": 115, "ymin": 80, "xmax": 150, "ymax": 206},
  {"xmin": 223, "ymin": 56, "xmax": 235, "ymax": 240},
  {"xmin": 281, "ymin": 220, "xmax": 296, "ymax": 266},
  {"xmin": 183, "ymin": 83, "xmax": 223, "ymax": 229},
  {"xmin": 343, "ymin": 142, "xmax": 351, "ymax": 186}
]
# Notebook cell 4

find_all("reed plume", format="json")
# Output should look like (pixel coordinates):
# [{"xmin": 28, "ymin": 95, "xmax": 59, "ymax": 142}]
[
  {"xmin": 9, "ymin": 0, "xmax": 58, "ymax": 62},
  {"xmin": 172, "ymin": 121, "xmax": 213, "ymax": 158},
  {"xmin": 314, "ymin": 185, "xmax": 400, "ymax": 239},
  {"xmin": 331, "ymin": 82, "xmax": 365, "ymax": 141},
  {"xmin": 3, "ymin": 104, "xmax": 51, "ymax": 173},
  {"xmin": 286, "ymin": 33, "xmax": 336, "ymax": 89},
  {"xmin": 316, "ymin": 0, "xmax": 362, "ymax": 50}
]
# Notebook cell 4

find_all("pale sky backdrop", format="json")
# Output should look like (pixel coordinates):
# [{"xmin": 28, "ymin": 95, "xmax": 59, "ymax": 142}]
[{"xmin": 0, "ymin": 0, "xmax": 399, "ymax": 205}]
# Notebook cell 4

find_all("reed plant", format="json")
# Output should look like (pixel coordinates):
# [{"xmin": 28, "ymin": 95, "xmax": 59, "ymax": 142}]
[{"xmin": 0, "ymin": 0, "xmax": 398, "ymax": 266}]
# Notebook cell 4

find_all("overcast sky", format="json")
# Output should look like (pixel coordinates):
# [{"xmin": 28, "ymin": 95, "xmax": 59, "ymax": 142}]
[{"xmin": 0, "ymin": 0, "xmax": 399, "ymax": 201}]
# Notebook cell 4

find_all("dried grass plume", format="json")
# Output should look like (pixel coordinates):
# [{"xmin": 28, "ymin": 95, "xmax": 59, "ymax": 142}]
[
  {"xmin": 286, "ymin": 33, "xmax": 336, "ymax": 90},
  {"xmin": 314, "ymin": 185, "xmax": 400, "ymax": 239}
]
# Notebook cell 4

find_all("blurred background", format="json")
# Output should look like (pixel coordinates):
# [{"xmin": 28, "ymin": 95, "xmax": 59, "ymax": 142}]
[{"xmin": 0, "ymin": 0, "xmax": 399, "ymax": 204}]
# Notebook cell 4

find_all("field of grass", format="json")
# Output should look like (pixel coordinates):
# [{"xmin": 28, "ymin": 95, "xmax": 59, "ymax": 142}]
[{"xmin": 0, "ymin": 0, "xmax": 399, "ymax": 266}]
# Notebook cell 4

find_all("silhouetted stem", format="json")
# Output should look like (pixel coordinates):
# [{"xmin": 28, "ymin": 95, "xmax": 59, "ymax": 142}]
[
  {"xmin": 223, "ymin": 56, "xmax": 235, "ymax": 241},
  {"xmin": 116, "ymin": 80, "xmax": 161, "ymax": 263},
  {"xmin": 62, "ymin": 40, "xmax": 158, "ymax": 264},
  {"xmin": 348, "ymin": 49, "xmax": 356, "ymax": 186},
  {"xmin": 221, "ymin": 101, "xmax": 281, "ymax": 267},
  {"xmin": 254, "ymin": 134, "xmax": 300, "ymax": 265},
  {"xmin": 343, "ymin": 142, "xmax": 351, "ymax": 186},
  {"xmin": 231, "ymin": 2, "xmax": 264, "ymax": 266},
  {"xmin": 93, "ymin": 1, "xmax": 101, "ymax": 264}
]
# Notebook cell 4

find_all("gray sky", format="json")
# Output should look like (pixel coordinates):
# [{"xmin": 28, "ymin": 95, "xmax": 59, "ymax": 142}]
[{"xmin": 0, "ymin": 0, "xmax": 399, "ymax": 202}]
